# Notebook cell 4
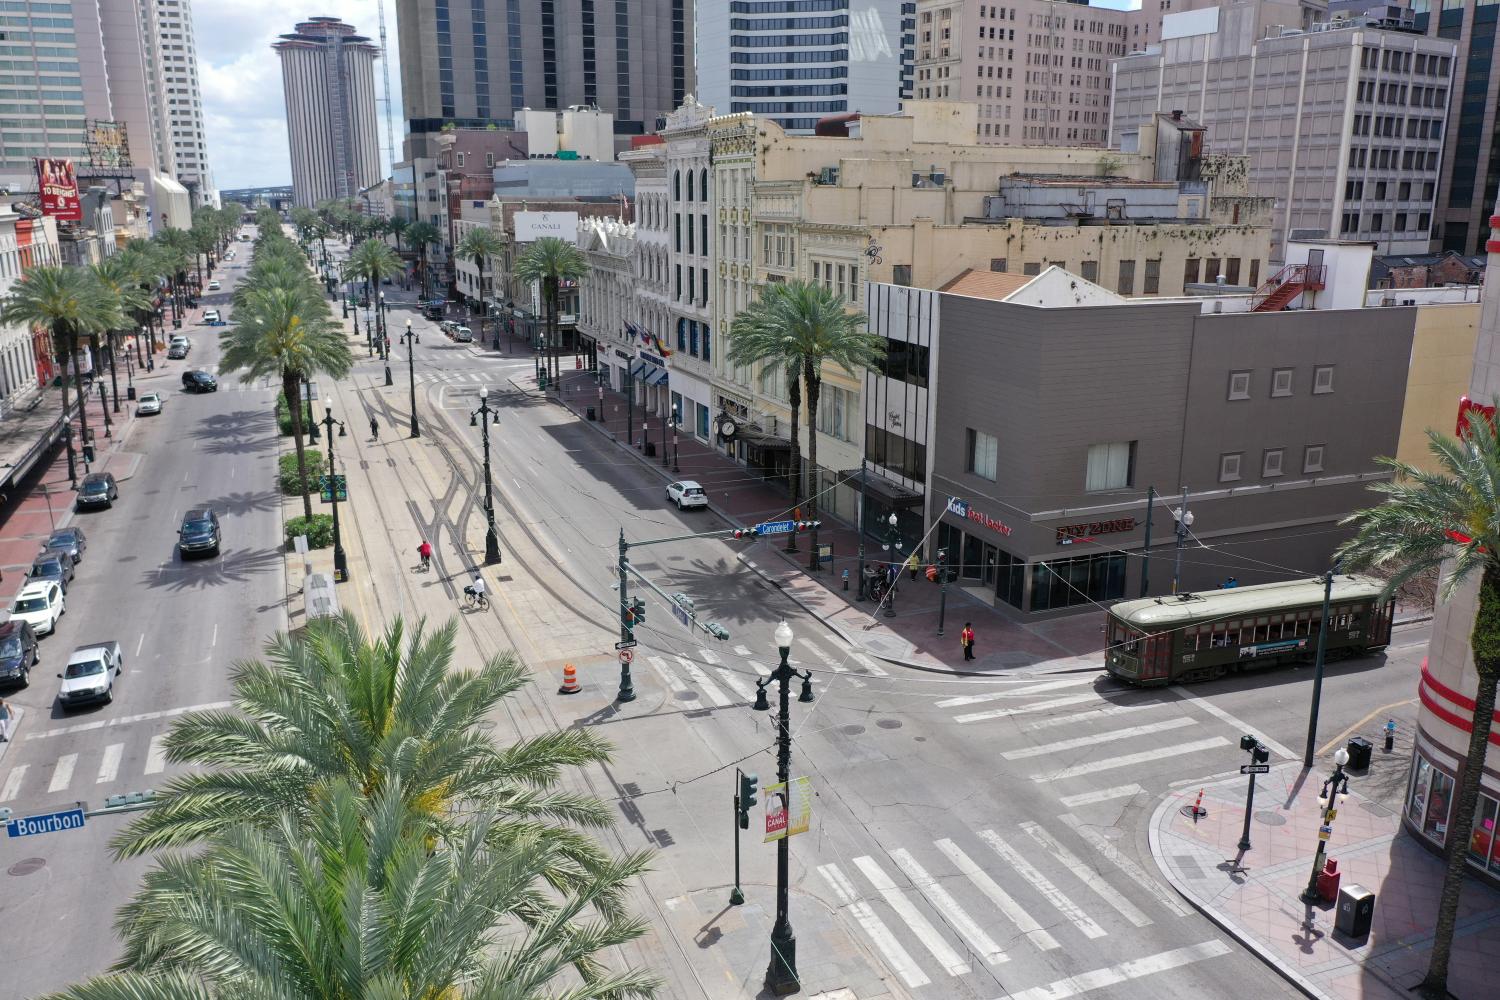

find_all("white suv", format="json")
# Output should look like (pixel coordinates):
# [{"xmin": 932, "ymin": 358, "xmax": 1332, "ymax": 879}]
[
  {"xmin": 10, "ymin": 580, "xmax": 64, "ymax": 635},
  {"xmin": 666, "ymin": 481, "xmax": 708, "ymax": 510}
]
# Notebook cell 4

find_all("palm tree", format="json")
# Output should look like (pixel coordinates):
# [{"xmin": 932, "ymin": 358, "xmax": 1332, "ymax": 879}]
[
  {"xmin": 90, "ymin": 256, "xmax": 153, "ymax": 412},
  {"xmin": 405, "ymin": 220, "xmax": 442, "ymax": 300},
  {"xmin": 53, "ymin": 780, "xmax": 657, "ymax": 1000},
  {"xmin": 220, "ymin": 278, "xmax": 349, "ymax": 520},
  {"xmin": 515, "ymin": 236, "xmax": 588, "ymax": 384},
  {"xmin": 0, "ymin": 267, "xmax": 114, "ymax": 481},
  {"xmin": 387, "ymin": 213, "xmax": 409, "ymax": 251},
  {"xmin": 728, "ymin": 280, "xmax": 885, "ymax": 566},
  {"xmin": 344, "ymin": 238, "xmax": 402, "ymax": 347},
  {"xmin": 455, "ymin": 226, "xmax": 504, "ymax": 346},
  {"xmin": 1339, "ymin": 413, "xmax": 1500, "ymax": 999}
]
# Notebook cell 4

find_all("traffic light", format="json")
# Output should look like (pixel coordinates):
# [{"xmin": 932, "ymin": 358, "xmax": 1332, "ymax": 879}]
[
  {"xmin": 793, "ymin": 520, "xmax": 821, "ymax": 532},
  {"xmin": 1253, "ymin": 744, "xmax": 1270, "ymax": 765},
  {"xmin": 705, "ymin": 622, "xmax": 730, "ymax": 640},
  {"xmin": 738, "ymin": 771, "xmax": 759, "ymax": 829},
  {"xmin": 731, "ymin": 527, "xmax": 759, "ymax": 539},
  {"xmin": 1240, "ymin": 734, "xmax": 1257, "ymax": 752},
  {"xmin": 631, "ymin": 597, "xmax": 646, "ymax": 623}
]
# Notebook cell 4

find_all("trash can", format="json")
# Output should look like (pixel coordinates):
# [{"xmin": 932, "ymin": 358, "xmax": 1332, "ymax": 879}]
[
  {"xmin": 127, "ymin": 386, "xmax": 136, "ymax": 401},
  {"xmin": 586, "ymin": 406, "xmax": 596, "ymax": 421},
  {"xmin": 1336, "ymin": 884, "xmax": 1375, "ymax": 938},
  {"xmin": 644, "ymin": 442, "xmax": 657, "ymax": 457},
  {"xmin": 1347, "ymin": 736, "xmax": 1373, "ymax": 771}
]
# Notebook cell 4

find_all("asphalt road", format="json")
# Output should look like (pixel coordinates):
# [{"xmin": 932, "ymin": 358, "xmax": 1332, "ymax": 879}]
[{"xmin": 0, "ymin": 243, "xmax": 287, "ymax": 999}]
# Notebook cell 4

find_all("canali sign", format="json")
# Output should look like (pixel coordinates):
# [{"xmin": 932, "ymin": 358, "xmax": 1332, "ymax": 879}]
[{"xmin": 514, "ymin": 211, "xmax": 579, "ymax": 244}]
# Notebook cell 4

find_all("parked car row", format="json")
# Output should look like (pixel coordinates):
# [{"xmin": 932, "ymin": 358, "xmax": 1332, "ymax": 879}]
[
  {"xmin": 439, "ymin": 320, "xmax": 473, "ymax": 343},
  {"xmin": 6, "ymin": 525, "xmax": 92, "ymax": 674}
]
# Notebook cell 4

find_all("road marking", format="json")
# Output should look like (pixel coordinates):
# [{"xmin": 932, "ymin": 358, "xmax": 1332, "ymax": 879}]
[
  {"xmin": 144, "ymin": 735, "xmax": 168, "ymax": 775},
  {"xmin": 28, "ymin": 700, "xmax": 235, "ymax": 740},
  {"xmin": 797, "ymin": 637, "xmax": 847, "ymax": 673},
  {"xmin": 135, "ymin": 633, "xmax": 144, "ymax": 657},
  {"xmin": 853, "ymin": 855, "xmax": 971, "ymax": 976},
  {"xmin": 0, "ymin": 765, "xmax": 26, "ymax": 802},
  {"xmin": 696, "ymin": 646, "xmax": 721, "ymax": 665},
  {"xmin": 954, "ymin": 693, "xmax": 1100, "ymax": 724},
  {"xmin": 711, "ymin": 665, "xmax": 757, "ymax": 702},
  {"xmin": 1002, "ymin": 717, "xmax": 1198, "ymax": 761},
  {"xmin": 1059, "ymin": 784, "xmax": 1143, "ymax": 809},
  {"xmin": 1002, "ymin": 940, "xmax": 1232, "ymax": 1000},
  {"xmin": 936, "ymin": 676, "xmax": 1096, "ymax": 708},
  {"xmin": 646, "ymin": 656, "xmax": 684, "ymax": 694},
  {"xmin": 1319, "ymin": 697, "xmax": 1415, "ymax": 757},
  {"xmin": 935, "ymin": 838, "xmax": 1059, "ymax": 951},
  {"xmin": 818, "ymin": 863, "xmax": 930, "ymax": 988},
  {"xmin": 1061, "ymin": 814, "xmax": 1194, "ymax": 918},
  {"xmin": 978, "ymin": 829, "xmax": 1106, "ymax": 939},
  {"xmin": 890, "ymin": 848, "xmax": 1008, "ymax": 967},
  {"xmin": 49, "ymin": 753, "xmax": 78, "ymax": 793},
  {"xmin": 1173, "ymin": 688, "xmax": 1295, "ymax": 761},
  {"xmin": 1019, "ymin": 821, "xmax": 1152, "ymax": 927},
  {"xmin": 1026, "ymin": 699, "xmax": 1174, "ymax": 731},
  {"xmin": 733, "ymin": 645, "xmax": 754, "ymax": 658},
  {"xmin": 849, "ymin": 651, "xmax": 889, "ymax": 677},
  {"xmin": 96, "ymin": 743, "xmax": 123, "ymax": 784},
  {"xmin": 1034, "ymin": 737, "xmax": 1231, "ymax": 782},
  {"xmin": 211, "ymin": 624, "xmax": 218, "ymax": 647},
  {"xmin": 674, "ymin": 656, "xmax": 731, "ymax": 707}
]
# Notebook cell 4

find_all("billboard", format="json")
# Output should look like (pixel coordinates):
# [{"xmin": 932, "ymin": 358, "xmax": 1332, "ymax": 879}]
[
  {"xmin": 35, "ymin": 158, "xmax": 81, "ymax": 221},
  {"xmin": 85, "ymin": 119, "xmax": 132, "ymax": 169},
  {"xmin": 513, "ymin": 211, "xmax": 578, "ymax": 244}
]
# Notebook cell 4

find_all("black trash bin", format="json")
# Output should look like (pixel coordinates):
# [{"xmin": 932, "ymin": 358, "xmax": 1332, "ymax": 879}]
[
  {"xmin": 1336, "ymin": 884, "xmax": 1375, "ymax": 938},
  {"xmin": 644, "ymin": 442, "xmax": 657, "ymax": 457},
  {"xmin": 586, "ymin": 406, "xmax": 596, "ymax": 421},
  {"xmin": 127, "ymin": 386, "xmax": 136, "ymax": 401},
  {"xmin": 1347, "ymin": 736, "xmax": 1373, "ymax": 771}
]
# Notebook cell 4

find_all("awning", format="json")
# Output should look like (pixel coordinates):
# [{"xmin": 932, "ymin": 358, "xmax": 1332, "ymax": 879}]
[
  {"xmin": 740, "ymin": 427, "xmax": 794, "ymax": 452},
  {"xmin": 629, "ymin": 360, "xmax": 670, "ymax": 386},
  {"xmin": 841, "ymin": 469, "xmax": 924, "ymax": 509}
]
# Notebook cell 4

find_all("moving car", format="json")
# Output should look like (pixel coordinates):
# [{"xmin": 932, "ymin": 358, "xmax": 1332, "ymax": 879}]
[
  {"xmin": 203, "ymin": 309, "xmax": 222, "ymax": 324},
  {"xmin": 0, "ymin": 620, "xmax": 39, "ymax": 686},
  {"xmin": 44, "ymin": 526, "xmax": 87, "ymax": 561},
  {"xmin": 178, "ymin": 508, "xmax": 221, "ymax": 557},
  {"xmin": 58, "ymin": 641, "xmax": 123, "ymax": 708},
  {"xmin": 137, "ymin": 391, "xmax": 163, "ymax": 415},
  {"xmin": 10, "ymin": 581, "xmax": 64, "ymax": 635},
  {"xmin": 29, "ymin": 552, "xmax": 75, "ymax": 592},
  {"xmin": 76, "ymin": 471, "xmax": 118, "ymax": 509},
  {"xmin": 666, "ymin": 480, "xmax": 708, "ymax": 510},
  {"xmin": 167, "ymin": 342, "xmax": 188, "ymax": 359},
  {"xmin": 208, "ymin": 279, "xmax": 221, "ymax": 290},
  {"xmin": 181, "ymin": 370, "xmax": 218, "ymax": 393}
]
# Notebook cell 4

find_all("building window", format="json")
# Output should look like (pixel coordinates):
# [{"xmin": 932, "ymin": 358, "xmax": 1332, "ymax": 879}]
[
  {"xmin": 1085, "ymin": 441, "xmax": 1134, "ymax": 492},
  {"xmin": 1023, "ymin": 261, "xmax": 1040, "ymax": 276},
  {"xmin": 1143, "ymin": 258, "xmax": 1160, "ymax": 294},
  {"xmin": 1219, "ymin": 452, "xmax": 1243, "ymax": 482},
  {"xmin": 1184, "ymin": 257, "xmax": 1201, "ymax": 285},
  {"xmin": 1262, "ymin": 448, "xmax": 1284, "ymax": 478},
  {"xmin": 892, "ymin": 264, "xmax": 912, "ymax": 286},
  {"xmin": 966, "ymin": 428, "xmax": 998, "ymax": 481},
  {"xmin": 1228, "ymin": 371, "xmax": 1251, "ymax": 401},
  {"xmin": 1116, "ymin": 259, "xmax": 1135, "ymax": 295},
  {"xmin": 1080, "ymin": 260, "xmax": 1098, "ymax": 282},
  {"xmin": 1313, "ymin": 366, "xmax": 1334, "ymax": 394},
  {"xmin": 1303, "ymin": 445, "xmax": 1325, "ymax": 474},
  {"xmin": 990, "ymin": 257, "xmax": 1007, "ymax": 272},
  {"xmin": 1031, "ymin": 551, "xmax": 1126, "ymax": 611},
  {"xmin": 1205, "ymin": 257, "xmax": 1221, "ymax": 282},
  {"xmin": 1271, "ymin": 368, "xmax": 1293, "ymax": 397}
]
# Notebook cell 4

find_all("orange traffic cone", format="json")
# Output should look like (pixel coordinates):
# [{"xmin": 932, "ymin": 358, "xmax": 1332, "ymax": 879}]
[{"xmin": 558, "ymin": 663, "xmax": 581, "ymax": 694}]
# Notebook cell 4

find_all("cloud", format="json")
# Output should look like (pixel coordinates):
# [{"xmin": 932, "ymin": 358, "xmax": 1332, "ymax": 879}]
[{"xmin": 194, "ymin": 0, "xmax": 403, "ymax": 191}]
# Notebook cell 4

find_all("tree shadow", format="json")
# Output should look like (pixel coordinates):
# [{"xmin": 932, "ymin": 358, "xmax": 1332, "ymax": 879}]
[
  {"xmin": 195, "ymin": 489, "xmax": 281, "ymax": 516},
  {"xmin": 141, "ymin": 545, "xmax": 285, "ymax": 592}
]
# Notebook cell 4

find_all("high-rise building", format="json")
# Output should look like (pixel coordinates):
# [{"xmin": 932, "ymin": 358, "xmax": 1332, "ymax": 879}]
[
  {"xmin": 696, "ymin": 0, "xmax": 912, "ymax": 133},
  {"xmin": 395, "ymin": 0, "xmax": 691, "ymax": 161},
  {"xmin": 274, "ymin": 17, "xmax": 382, "ymax": 209},
  {"xmin": 142, "ymin": 0, "xmax": 214, "ymax": 204},
  {"xmin": 0, "ymin": 4, "xmax": 91, "ymax": 173}
]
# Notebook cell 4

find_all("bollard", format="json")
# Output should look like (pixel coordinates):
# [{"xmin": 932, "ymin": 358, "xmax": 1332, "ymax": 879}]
[
  {"xmin": 1181, "ymin": 787, "xmax": 1208, "ymax": 821},
  {"xmin": 1384, "ymin": 718, "xmax": 1396, "ymax": 753},
  {"xmin": 558, "ymin": 663, "xmax": 581, "ymax": 695},
  {"xmin": 842, "ymin": 568, "xmax": 849, "ymax": 592}
]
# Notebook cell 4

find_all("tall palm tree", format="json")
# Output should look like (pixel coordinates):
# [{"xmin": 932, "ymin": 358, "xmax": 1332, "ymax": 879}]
[
  {"xmin": 51, "ymin": 779, "xmax": 658, "ymax": 1000},
  {"xmin": 219, "ymin": 278, "xmax": 350, "ymax": 520},
  {"xmin": 387, "ymin": 213, "xmax": 409, "ymax": 251},
  {"xmin": 455, "ymin": 226, "xmax": 504, "ymax": 347},
  {"xmin": 91, "ymin": 256, "xmax": 153, "ymax": 411},
  {"xmin": 188, "ymin": 219, "xmax": 218, "ymax": 289},
  {"xmin": 0, "ymin": 267, "xmax": 114, "ymax": 480},
  {"xmin": 729, "ymin": 280, "xmax": 885, "ymax": 566},
  {"xmin": 344, "ymin": 238, "xmax": 402, "ymax": 346},
  {"xmin": 1339, "ymin": 413, "xmax": 1500, "ymax": 1000},
  {"xmin": 515, "ymin": 235, "xmax": 588, "ymax": 385},
  {"xmin": 405, "ymin": 220, "xmax": 442, "ymax": 300}
]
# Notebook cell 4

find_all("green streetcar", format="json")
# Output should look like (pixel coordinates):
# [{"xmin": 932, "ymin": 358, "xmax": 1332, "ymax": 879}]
[{"xmin": 1105, "ymin": 575, "xmax": 1395, "ymax": 685}]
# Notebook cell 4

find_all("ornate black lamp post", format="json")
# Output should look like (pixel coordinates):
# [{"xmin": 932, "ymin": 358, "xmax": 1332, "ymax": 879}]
[
  {"xmin": 470, "ymin": 390, "xmax": 502, "ymax": 565},
  {"xmin": 880, "ymin": 512, "xmax": 902, "ymax": 617},
  {"xmin": 400, "ymin": 319, "xmax": 419, "ymax": 438},
  {"xmin": 319, "ymin": 407, "xmax": 349, "ymax": 583},
  {"xmin": 1300, "ymin": 747, "xmax": 1351, "ymax": 904}
]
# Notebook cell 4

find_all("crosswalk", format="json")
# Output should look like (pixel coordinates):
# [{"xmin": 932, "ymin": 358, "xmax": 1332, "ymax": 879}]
[
  {"xmin": 641, "ymin": 637, "xmax": 887, "ymax": 707},
  {"xmin": 0, "ymin": 730, "xmax": 180, "ymax": 805}
]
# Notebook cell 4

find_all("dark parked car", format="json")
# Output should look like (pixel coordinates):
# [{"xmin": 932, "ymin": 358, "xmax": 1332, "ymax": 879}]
[
  {"xmin": 167, "ymin": 343, "xmax": 188, "ymax": 359},
  {"xmin": 75, "ymin": 472, "xmax": 117, "ymax": 509},
  {"xmin": 181, "ymin": 370, "xmax": 217, "ymax": 393},
  {"xmin": 0, "ymin": 620, "xmax": 39, "ymax": 686},
  {"xmin": 29, "ymin": 551, "xmax": 75, "ymax": 591},
  {"xmin": 178, "ymin": 508, "xmax": 221, "ymax": 557},
  {"xmin": 45, "ymin": 526, "xmax": 87, "ymax": 561}
]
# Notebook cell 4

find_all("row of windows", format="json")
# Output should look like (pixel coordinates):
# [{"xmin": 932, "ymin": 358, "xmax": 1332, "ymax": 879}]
[
  {"xmin": 1219, "ymin": 444, "xmax": 1326, "ymax": 483},
  {"xmin": 1339, "ymin": 211, "xmax": 1431, "ymax": 234},
  {"xmin": 731, "ymin": 48, "xmax": 845, "ymax": 63},
  {"xmin": 1344, "ymin": 179, "xmax": 1436, "ymax": 202},
  {"xmin": 864, "ymin": 424, "xmax": 926, "ymax": 483},
  {"xmin": 1348, "ymin": 145, "xmax": 1439, "ymax": 173},
  {"xmin": 1181, "ymin": 606, "xmax": 1360, "ymax": 652},
  {"xmin": 732, "ymin": 65, "xmax": 846, "ymax": 80},
  {"xmin": 1227, "ymin": 366, "xmax": 1335, "ymax": 401},
  {"xmin": 730, "ymin": 16, "xmax": 846, "ymax": 29},
  {"xmin": 730, "ymin": 0, "xmax": 847, "ymax": 10},
  {"xmin": 731, "ymin": 83, "xmax": 847, "ymax": 97},
  {"xmin": 731, "ymin": 32, "xmax": 846, "ymax": 47},
  {"xmin": 732, "ymin": 100, "xmax": 846, "ymax": 114}
]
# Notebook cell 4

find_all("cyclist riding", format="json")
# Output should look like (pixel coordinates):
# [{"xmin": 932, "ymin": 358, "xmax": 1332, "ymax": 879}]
[
  {"xmin": 417, "ymin": 540, "xmax": 432, "ymax": 571},
  {"xmin": 463, "ymin": 573, "xmax": 488, "ymax": 607}
]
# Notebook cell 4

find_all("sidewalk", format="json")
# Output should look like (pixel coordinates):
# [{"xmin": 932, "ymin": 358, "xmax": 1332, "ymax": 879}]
[{"xmin": 1151, "ymin": 756, "xmax": 1500, "ymax": 1000}]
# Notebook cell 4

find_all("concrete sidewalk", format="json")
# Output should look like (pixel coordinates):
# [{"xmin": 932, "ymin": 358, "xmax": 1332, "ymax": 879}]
[{"xmin": 1151, "ymin": 756, "xmax": 1500, "ymax": 1000}]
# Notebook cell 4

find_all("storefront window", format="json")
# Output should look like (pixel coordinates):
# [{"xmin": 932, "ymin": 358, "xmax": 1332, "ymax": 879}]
[
  {"xmin": 1425, "ymin": 767, "xmax": 1455, "ymax": 844},
  {"xmin": 1031, "ymin": 552, "xmax": 1126, "ymax": 611},
  {"xmin": 1408, "ymin": 756, "xmax": 1432, "ymax": 826},
  {"xmin": 1470, "ymin": 794, "xmax": 1498, "ymax": 871}
]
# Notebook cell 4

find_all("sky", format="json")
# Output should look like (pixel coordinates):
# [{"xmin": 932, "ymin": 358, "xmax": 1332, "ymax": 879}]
[{"xmin": 196, "ymin": 0, "xmax": 405, "ymax": 191}]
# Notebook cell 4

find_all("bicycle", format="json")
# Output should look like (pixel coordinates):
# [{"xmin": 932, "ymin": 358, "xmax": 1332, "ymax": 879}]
[{"xmin": 462, "ymin": 587, "xmax": 490, "ymax": 611}]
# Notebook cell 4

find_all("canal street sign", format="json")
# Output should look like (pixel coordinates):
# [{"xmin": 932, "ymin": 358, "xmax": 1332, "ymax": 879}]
[{"xmin": 6, "ymin": 806, "xmax": 86, "ymax": 838}]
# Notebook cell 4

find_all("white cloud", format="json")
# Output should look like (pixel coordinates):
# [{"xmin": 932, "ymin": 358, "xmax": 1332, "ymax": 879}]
[{"xmin": 193, "ymin": 0, "xmax": 403, "ymax": 191}]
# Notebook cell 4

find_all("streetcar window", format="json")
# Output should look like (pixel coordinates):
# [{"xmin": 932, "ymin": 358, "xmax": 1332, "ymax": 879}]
[{"xmin": 1254, "ymin": 616, "xmax": 1272, "ymax": 641}]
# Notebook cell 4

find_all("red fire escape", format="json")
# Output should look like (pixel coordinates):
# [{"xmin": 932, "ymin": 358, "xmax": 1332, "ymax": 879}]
[{"xmin": 1249, "ymin": 263, "xmax": 1327, "ymax": 312}]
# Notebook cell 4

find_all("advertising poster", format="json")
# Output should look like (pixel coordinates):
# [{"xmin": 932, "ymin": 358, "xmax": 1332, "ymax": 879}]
[
  {"xmin": 764, "ymin": 776, "xmax": 813, "ymax": 843},
  {"xmin": 36, "ymin": 158, "xmax": 81, "ymax": 220}
]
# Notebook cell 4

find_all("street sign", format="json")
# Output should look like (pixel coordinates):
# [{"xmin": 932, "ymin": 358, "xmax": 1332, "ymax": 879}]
[
  {"xmin": 618, "ymin": 649, "xmax": 633, "ymax": 664},
  {"xmin": 1240, "ymin": 764, "xmax": 1271, "ymax": 774},
  {"xmin": 614, "ymin": 639, "xmax": 637, "ymax": 650},
  {"xmin": 1318, "ymin": 824, "xmax": 1333, "ymax": 841},
  {"xmin": 754, "ymin": 519, "xmax": 797, "ymax": 535},
  {"xmin": 318, "ymin": 474, "xmax": 348, "ymax": 502},
  {"xmin": 673, "ymin": 604, "xmax": 690, "ymax": 628},
  {"xmin": 6, "ymin": 806, "xmax": 86, "ymax": 838}
]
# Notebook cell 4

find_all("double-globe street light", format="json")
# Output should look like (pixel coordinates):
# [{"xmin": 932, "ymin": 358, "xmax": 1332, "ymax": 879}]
[
  {"xmin": 470, "ymin": 390, "xmax": 503, "ymax": 566},
  {"xmin": 879, "ymin": 511, "xmax": 902, "ymax": 617},
  {"xmin": 1171, "ymin": 487, "xmax": 1195, "ymax": 594},
  {"xmin": 319, "ymin": 407, "xmax": 349, "ymax": 583},
  {"xmin": 400, "ymin": 319, "xmax": 420, "ymax": 438},
  {"xmin": 1300, "ymin": 747, "xmax": 1352, "ymax": 904},
  {"xmin": 752, "ymin": 621, "xmax": 814, "ymax": 995}
]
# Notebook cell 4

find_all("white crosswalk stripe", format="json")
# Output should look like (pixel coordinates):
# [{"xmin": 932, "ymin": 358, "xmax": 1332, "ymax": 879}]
[
  {"xmin": 954, "ymin": 692, "xmax": 1098, "ymax": 724},
  {"xmin": 1007, "ymin": 940, "xmax": 1232, "ymax": 1000},
  {"xmin": 1024, "ymin": 699, "xmax": 1173, "ymax": 730},
  {"xmin": 848, "ymin": 651, "xmax": 889, "ymax": 677},
  {"xmin": 1019, "ymin": 821, "xmax": 1153, "ymax": 928},
  {"xmin": 646, "ymin": 655, "xmax": 683, "ymax": 693},
  {"xmin": 937, "ymin": 676, "xmax": 1095, "ymax": 708},
  {"xmin": 0, "ymin": 764, "xmax": 27, "ymax": 802},
  {"xmin": 696, "ymin": 647, "xmax": 720, "ymax": 664},
  {"xmin": 96, "ymin": 743, "xmax": 123, "ymax": 784},
  {"xmin": 1059, "ymin": 784, "xmax": 1144, "ymax": 809},
  {"xmin": 1061, "ymin": 814, "xmax": 1194, "ymax": 918},
  {"xmin": 889, "ymin": 848, "xmax": 1009, "ymax": 967},
  {"xmin": 49, "ymin": 754, "xmax": 77, "ymax": 793},
  {"xmin": 978, "ymin": 829, "xmax": 1107, "ymax": 939},
  {"xmin": 819, "ymin": 863, "xmax": 930, "ymax": 988},
  {"xmin": 1034, "ymin": 736, "xmax": 1230, "ymax": 782},
  {"xmin": 934, "ymin": 838, "xmax": 1060, "ymax": 951},
  {"xmin": 852, "ymin": 856, "xmax": 971, "ymax": 976},
  {"xmin": 673, "ymin": 656, "xmax": 731, "ymax": 707},
  {"xmin": 1001, "ymin": 717, "xmax": 1197, "ymax": 760},
  {"xmin": 144, "ymin": 735, "xmax": 169, "ymax": 775},
  {"xmin": 712, "ymin": 665, "xmax": 757, "ymax": 702},
  {"xmin": 796, "ymin": 637, "xmax": 846, "ymax": 673}
]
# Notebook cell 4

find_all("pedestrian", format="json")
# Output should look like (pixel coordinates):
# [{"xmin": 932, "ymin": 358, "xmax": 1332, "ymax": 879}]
[
  {"xmin": 905, "ymin": 551, "xmax": 920, "ymax": 581},
  {"xmin": 961, "ymin": 622, "xmax": 975, "ymax": 661},
  {"xmin": 370, "ymin": 417, "xmax": 380, "ymax": 441}
]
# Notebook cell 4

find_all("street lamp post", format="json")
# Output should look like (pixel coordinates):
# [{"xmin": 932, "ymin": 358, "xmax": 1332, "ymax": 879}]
[
  {"xmin": 661, "ymin": 402, "xmax": 670, "ymax": 468},
  {"xmin": 671, "ymin": 402, "xmax": 680, "ymax": 474},
  {"xmin": 62, "ymin": 423, "xmax": 77, "ymax": 488},
  {"xmin": 936, "ymin": 547, "xmax": 950, "ymax": 636},
  {"xmin": 752, "ymin": 621, "xmax": 813, "ymax": 995},
  {"xmin": 1300, "ymin": 748, "xmax": 1351, "ymax": 904},
  {"xmin": 470, "ymin": 390, "xmax": 503, "ymax": 565},
  {"xmin": 401, "ymin": 319, "xmax": 420, "ymax": 438},
  {"xmin": 855, "ymin": 460, "xmax": 869, "ymax": 600},
  {"xmin": 319, "ymin": 407, "xmax": 349, "ymax": 583},
  {"xmin": 879, "ymin": 512, "xmax": 902, "ymax": 617},
  {"xmin": 97, "ymin": 381, "xmax": 111, "ymax": 438},
  {"xmin": 1171, "ymin": 487, "xmax": 1194, "ymax": 594},
  {"xmin": 1303, "ymin": 561, "xmax": 1341, "ymax": 767},
  {"xmin": 380, "ymin": 294, "xmax": 393, "ymax": 386},
  {"xmin": 641, "ymin": 417, "xmax": 648, "ymax": 453}
]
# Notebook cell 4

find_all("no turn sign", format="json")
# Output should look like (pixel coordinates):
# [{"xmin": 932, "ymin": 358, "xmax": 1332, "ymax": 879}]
[{"xmin": 618, "ymin": 649, "xmax": 633, "ymax": 663}]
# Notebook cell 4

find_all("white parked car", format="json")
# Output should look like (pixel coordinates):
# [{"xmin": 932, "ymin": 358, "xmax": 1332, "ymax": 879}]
[
  {"xmin": 453, "ymin": 326, "xmax": 473, "ymax": 343},
  {"xmin": 137, "ymin": 391, "xmax": 163, "ymax": 415},
  {"xmin": 666, "ymin": 480, "xmax": 708, "ymax": 510},
  {"xmin": 203, "ymin": 309, "xmax": 221, "ymax": 324},
  {"xmin": 207, "ymin": 279, "xmax": 221, "ymax": 290},
  {"xmin": 10, "ymin": 580, "xmax": 64, "ymax": 635},
  {"xmin": 57, "ymin": 641, "xmax": 122, "ymax": 708}
]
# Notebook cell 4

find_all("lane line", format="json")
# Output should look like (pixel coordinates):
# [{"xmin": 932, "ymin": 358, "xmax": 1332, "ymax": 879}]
[
  {"xmin": 1002, "ymin": 940, "xmax": 1232, "ymax": 1000},
  {"xmin": 144, "ymin": 735, "xmax": 168, "ymax": 775},
  {"xmin": 955, "ymin": 693, "xmax": 1099, "ymax": 724},
  {"xmin": 135, "ymin": 633, "xmax": 144, "ymax": 658},
  {"xmin": 1019, "ymin": 821, "xmax": 1153, "ymax": 927},
  {"xmin": 1059, "ymin": 784, "xmax": 1144, "ymax": 809},
  {"xmin": 978, "ymin": 829, "xmax": 1107, "ymax": 939},
  {"xmin": 1034, "ymin": 737, "xmax": 1231, "ymax": 782},
  {"xmin": 936, "ymin": 676, "xmax": 1096, "ymax": 708},
  {"xmin": 49, "ymin": 753, "xmax": 78, "ymax": 793},
  {"xmin": 674, "ymin": 656, "xmax": 731, "ymax": 707},
  {"xmin": 1318, "ymin": 697, "xmax": 1415, "ymax": 757},
  {"xmin": 211, "ymin": 623, "xmax": 218, "ymax": 647},
  {"xmin": 852, "ymin": 856, "xmax": 971, "ymax": 976},
  {"xmin": 1025, "ymin": 699, "xmax": 1176, "ymax": 731},
  {"xmin": 28, "ymin": 700, "xmax": 235, "ymax": 740},
  {"xmin": 934, "ymin": 838, "xmax": 1059, "ymax": 951},
  {"xmin": 1173, "ymin": 688, "xmax": 1295, "ymax": 761},
  {"xmin": 0, "ymin": 764, "xmax": 26, "ymax": 802},
  {"xmin": 1002, "ymin": 717, "xmax": 1198, "ymax": 761},
  {"xmin": 818, "ymin": 863, "xmax": 930, "ymax": 988},
  {"xmin": 890, "ymin": 848, "xmax": 1008, "ymax": 967},
  {"xmin": 96, "ymin": 743, "xmax": 124, "ymax": 784},
  {"xmin": 732, "ymin": 645, "xmax": 754, "ymax": 658},
  {"xmin": 1061, "ymin": 813, "xmax": 1194, "ymax": 917}
]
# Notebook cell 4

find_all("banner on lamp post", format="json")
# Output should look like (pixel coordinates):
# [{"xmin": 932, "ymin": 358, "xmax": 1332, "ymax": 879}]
[{"xmin": 763, "ymin": 776, "xmax": 812, "ymax": 843}]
